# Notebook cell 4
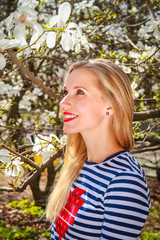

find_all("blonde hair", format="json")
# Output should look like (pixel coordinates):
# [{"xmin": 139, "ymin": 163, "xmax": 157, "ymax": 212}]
[{"xmin": 46, "ymin": 58, "xmax": 134, "ymax": 221}]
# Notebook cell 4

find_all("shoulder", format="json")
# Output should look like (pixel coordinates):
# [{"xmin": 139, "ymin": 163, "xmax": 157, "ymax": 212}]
[{"xmin": 102, "ymin": 150, "xmax": 146, "ymax": 177}]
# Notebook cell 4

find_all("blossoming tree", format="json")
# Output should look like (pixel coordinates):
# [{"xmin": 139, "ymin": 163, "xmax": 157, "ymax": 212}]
[{"xmin": 0, "ymin": 0, "xmax": 160, "ymax": 204}]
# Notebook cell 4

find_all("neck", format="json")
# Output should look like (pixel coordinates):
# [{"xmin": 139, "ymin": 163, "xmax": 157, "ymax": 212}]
[{"xmin": 81, "ymin": 128, "xmax": 124, "ymax": 163}]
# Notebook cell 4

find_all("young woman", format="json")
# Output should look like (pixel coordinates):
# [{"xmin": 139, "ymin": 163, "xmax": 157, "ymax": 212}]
[{"xmin": 46, "ymin": 59, "xmax": 150, "ymax": 240}]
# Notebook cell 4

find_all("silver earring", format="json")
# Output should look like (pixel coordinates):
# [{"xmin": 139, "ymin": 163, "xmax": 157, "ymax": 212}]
[{"xmin": 106, "ymin": 112, "xmax": 109, "ymax": 115}]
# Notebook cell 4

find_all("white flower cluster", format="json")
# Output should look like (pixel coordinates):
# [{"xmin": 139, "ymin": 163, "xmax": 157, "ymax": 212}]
[
  {"xmin": 0, "ymin": 83, "xmax": 21, "ymax": 97},
  {"xmin": 0, "ymin": 133, "xmax": 66, "ymax": 177},
  {"xmin": 0, "ymin": 1, "xmax": 92, "ymax": 70},
  {"xmin": 33, "ymin": 134, "xmax": 66, "ymax": 162},
  {"xmin": 0, "ymin": 149, "xmax": 24, "ymax": 177}
]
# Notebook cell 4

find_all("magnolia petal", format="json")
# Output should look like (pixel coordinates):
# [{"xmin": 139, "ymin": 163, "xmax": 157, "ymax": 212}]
[
  {"xmin": 0, "ymin": 32, "xmax": 6, "ymax": 40},
  {"xmin": 129, "ymin": 51, "xmax": 140, "ymax": 58},
  {"xmin": 30, "ymin": 30, "xmax": 46, "ymax": 49},
  {"xmin": 61, "ymin": 32, "xmax": 72, "ymax": 52},
  {"xmin": 14, "ymin": 23, "xmax": 27, "ymax": 46},
  {"xmin": 76, "ymin": 26, "xmax": 83, "ymax": 37},
  {"xmin": 75, "ymin": 43, "xmax": 81, "ymax": 53},
  {"xmin": 41, "ymin": 151, "xmax": 53, "ymax": 162},
  {"xmin": 0, "ymin": 39, "xmax": 10, "ymax": 51},
  {"xmin": 30, "ymin": 22, "xmax": 46, "ymax": 47},
  {"xmin": 18, "ymin": 6, "xmax": 38, "ymax": 19},
  {"xmin": 11, "ymin": 167, "xmax": 17, "ymax": 177},
  {"xmin": 58, "ymin": 2, "xmax": 71, "ymax": 25},
  {"xmin": 0, "ymin": 156, "xmax": 11, "ymax": 164},
  {"xmin": 17, "ymin": 165, "xmax": 24, "ymax": 176},
  {"xmin": 0, "ymin": 54, "xmax": 6, "ymax": 70},
  {"xmin": 153, "ymin": 27, "xmax": 160, "ymax": 39},
  {"xmin": 46, "ymin": 32, "xmax": 56, "ymax": 48},
  {"xmin": 5, "ymin": 12, "xmax": 14, "ymax": 32},
  {"xmin": 5, "ymin": 39, "xmax": 21, "ymax": 49},
  {"xmin": 31, "ymin": 22, "xmax": 43, "ymax": 34},
  {"xmin": 0, "ymin": 149, "xmax": 9, "ymax": 156},
  {"xmin": 67, "ymin": 22, "xmax": 78, "ymax": 30},
  {"xmin": 50, "ymin": 133, "xmax": 60, "ymax": 143},
  {"xmin": 49, "ymin": 15, "xmax": 59, "ymax": 27},
  {"xmin": 12, "ymin": 159, "xmax": 24, "ymax": 165},
  {"xmin": 5, "ymin": 167, "xmax": 12, "ymax": 176},
  {"xmin": 84, "ymin": 43, "xmax": 90, "ymax": 53}
]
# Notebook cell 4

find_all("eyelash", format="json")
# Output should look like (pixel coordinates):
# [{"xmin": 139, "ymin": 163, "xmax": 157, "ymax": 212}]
[
  {"xmin": 62, "ymin": 89, "xmax": 84, "ymax": 96},
  {"xmin": 76, "ymin": 89, "xmax": 84, "ymax": 95},
  {"xmin": 63, "ymin": 90, "xmax": 68, "ymax": 96}
]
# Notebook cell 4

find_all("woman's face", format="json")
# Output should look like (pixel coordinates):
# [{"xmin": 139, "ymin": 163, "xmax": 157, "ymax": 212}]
[{"xmin": 60, "ymin": 68, "xmax": 111, "ymax": 134}]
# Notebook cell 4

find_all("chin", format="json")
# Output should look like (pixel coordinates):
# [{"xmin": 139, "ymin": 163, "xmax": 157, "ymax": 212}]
[{"xmin": 63, "ymin": 127, "xmax": 77, "ymax": 134}]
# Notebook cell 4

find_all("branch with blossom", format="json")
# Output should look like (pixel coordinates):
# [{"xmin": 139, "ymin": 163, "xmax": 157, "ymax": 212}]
[
  {"xmin": 7, "ymin": 49, "xmax": 61, "ymax": 101},
  {"xmin": 0, "ymin": 146, "xmax": 64, "ymax": 192},
  {"xmin": 0, "ymin": 1, "xmax": 92, "ymax": 70}
]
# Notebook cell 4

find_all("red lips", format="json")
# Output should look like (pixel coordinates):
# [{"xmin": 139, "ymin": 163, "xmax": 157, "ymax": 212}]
[{"xmin": 63, "ymin": 112, "xmax": 79, "ymax": 122}]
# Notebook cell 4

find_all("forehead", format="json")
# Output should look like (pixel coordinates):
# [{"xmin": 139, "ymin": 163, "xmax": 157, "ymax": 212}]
[{"xmin": 65, "ymin": 68, "xmax": 99, "ymax": 88}]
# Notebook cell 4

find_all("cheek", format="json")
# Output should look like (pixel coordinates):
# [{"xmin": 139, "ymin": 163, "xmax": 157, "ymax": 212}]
[{"xmin": 82, "ymin": 100, "xmax": 106, "ymax": 118}]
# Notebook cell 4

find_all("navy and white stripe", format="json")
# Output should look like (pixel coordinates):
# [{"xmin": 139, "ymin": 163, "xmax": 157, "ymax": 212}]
[{"xmin": 51, "ymin": 150, "xmax": 150, "ymax": 240}]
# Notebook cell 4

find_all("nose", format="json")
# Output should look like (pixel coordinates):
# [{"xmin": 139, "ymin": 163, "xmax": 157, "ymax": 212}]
[{"xmin": 60, "ymin": 94, "xmax": 72, "ymax": 112}]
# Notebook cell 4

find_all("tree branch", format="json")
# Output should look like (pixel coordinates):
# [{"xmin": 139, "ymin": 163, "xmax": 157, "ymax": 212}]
[
  {"xmin": 1, "ymin": 144, "xmax": 40, "ymax": 170},
  {"xmin": 139, "ymin": 47, "xmax": 160, "ymax": 65},
  {"xmin": 0, "ymin": 147, "xmax": 64, "ymax": 193},
  {"xmin": 145, "ymin": 0, "xmax": 157, "ymax": 21},
  {"xmin": 136, "ymin": 134, "xmax": 160, "ymax": 145},
  {"xmin": 132, "ymin": 145, "xmax": 160, "ymax": 153},
  {"xmin": 133, "ymin": 109, "xmax": 160, "ymax": 121},
  {"xmin": 6, "ymin": 49, "xmax": 61, "ymax": 101}
]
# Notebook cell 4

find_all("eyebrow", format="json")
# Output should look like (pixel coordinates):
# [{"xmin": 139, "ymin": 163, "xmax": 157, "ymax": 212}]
[{"xmin": 63, "ymin": 86, "xmax": 88, "ymax": 91}]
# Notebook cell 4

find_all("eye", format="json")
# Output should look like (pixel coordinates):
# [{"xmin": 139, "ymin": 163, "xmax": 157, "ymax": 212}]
[
  {"xmin": 63, "ymin": 89, "xmax": 68, "ymax": 97},
  {"xmin": 76, "ymin": 89, "xmax": 84, "ymax": 95}
]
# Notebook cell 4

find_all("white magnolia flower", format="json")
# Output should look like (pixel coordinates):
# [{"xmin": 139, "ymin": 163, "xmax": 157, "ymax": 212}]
[
  {"xmin": 40, "ymin": 113, "xmax": 50, "ymax": 125},
  {"xmin": 0, "ymin": 33, "xmax": 20, "ymax": 69},
  {"xmin": 72, "ymin": 27, "xmax": 94, "ymax": 53},
  {"xmin": 32, "ymin": 87, "xmax": 43, "ymax": 96},
  {"xmin": 33, "ymin": 134, "xmax": 49, "ymax": 152},
  {"xmin": 138, "ymin": 88, "xmax": 145, "ymax": 95},
  {"xmin": 2, "ymin": 85, "xmax": 21, "ymax": 97},
  {"xmin": 46, "ymin": 2, "xmax": 77, "ymax": 51},
  {"xmin": 17, "ymin": 0, "xmax": 39, "ymax": 9},
  {"xmin": 19, "ymin": 98, "xmax": 31, "ymax": 111},
  {"xmin": 30, "ymin": 23, "xmax": 46, "ymax": 49},
  {"xmin": 130, "ymin": 6, "xmax": 138, "ymax": 13},
  {"xmin": 146, "ymin": 16, "xmax": 160, "ymax": 38},
  {"xmin": 60, "ymin": 135, "xmax": 67, "ymax": 146},
  {"xmin": 119, "ymin": 2, "xmax": 128, "ymax": 13},
  {"xmin": 73, "ymin": 0, "xmax": 95, "ymax": 14},
  {"xmin": 0, "ymin": 149, "xmax": 11, "ymax": 164},
  {"xmin": 152, "ymin": 84, "xmax": 159, "ymax": 91},
  {"xmin": 5, "ymin": 6, "xmax": 45, "ymax": 48},
  {"xmin": 131, "ymin": 81, "xmax": 142, "ymax": 98},
  {"xmin": 55, "ymin": 68, "xmax": 64, "ymax": 79},
  {"xmin": 0, "ymin": 83, "xmax": 11, "ymax": 95},
  {"xmin": 48, "ymin": 111, "xmax": 56, "ymax": 118},
  {"xmin": 5, "ymin": 159, "xmax": 24, "ymax": 177},
  {"xmin": 122, "ymin": 66, "xmax": 131, "ymax": 74},
  {"xmin": 46, "ymin": 2, "xmax": 72, "ymax": 49},
  {"xmin": 33, "ymin": 134, "xmax": 60, "ymax": 162},
  {"xmin": 50, "ymin": 134, "xmax": 60, "ymax": 144},
  {"xmin": 137, "ymin": 66, "xmax": 145, "ymax": 73},
  {"xmin": 131, "ymin": 81, "xmax": 138, "ymax": 91},
  {"xmin": 49, "ymin": 2, "xmax": 71, "ymax": 29},
  {"xmin": 129, "ymin": 51, "xmax": 145, "ymax": 63},
  {"xmin": 129, "ymin": 46, "xmax": 158, "ymax": 64},
  {"xmin": 60, "ymin": 22, "xmax": 78, "ymax": 52},
  {"xmin": 138, "ymin": 15, "xmax": 160, "ymax": 39}
]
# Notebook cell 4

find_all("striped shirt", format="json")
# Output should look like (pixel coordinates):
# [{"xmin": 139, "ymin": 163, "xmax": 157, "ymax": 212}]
[{"xmin": 51, "ymin": 150, "xmax": 150, "ymax": 240}]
